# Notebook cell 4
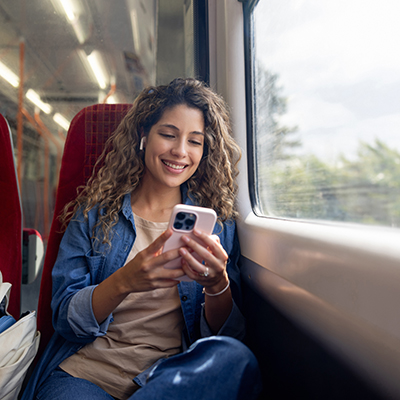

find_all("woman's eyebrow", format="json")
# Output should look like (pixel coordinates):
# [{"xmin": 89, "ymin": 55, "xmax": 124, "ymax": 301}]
[
  {"xmin": 159, "ymin": 123, "xmax": 179, "ymax": 130},
  {"xmin": 159, "ymin": 123, "xmax": 204, "ymax": 135}
]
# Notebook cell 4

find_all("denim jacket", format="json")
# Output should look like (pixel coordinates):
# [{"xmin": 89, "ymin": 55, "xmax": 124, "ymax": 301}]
[{"xmin": 22, "ymin": 188, "xmax": 244, "ymax": 399}]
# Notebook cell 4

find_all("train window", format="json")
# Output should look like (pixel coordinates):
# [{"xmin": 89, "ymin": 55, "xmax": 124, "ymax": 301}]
[
  {"xmin": 251, "ymin": 0, "xmax": 400, "ymax": 227},
  {"xmin": 0, "ymin": 0, "xmax": 205, "ymax": 240}
]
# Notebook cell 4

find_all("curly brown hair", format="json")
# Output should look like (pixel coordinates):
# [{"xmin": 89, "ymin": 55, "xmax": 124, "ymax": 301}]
[{"xmin": 61, "ymin": 78, "xmax": 241, "ymax": 244}]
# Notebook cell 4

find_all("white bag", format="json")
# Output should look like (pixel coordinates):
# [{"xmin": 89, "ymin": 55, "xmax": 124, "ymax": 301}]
[{"xmin": 0, "ymin": 272, "xmax": 40, "ymax": 400}]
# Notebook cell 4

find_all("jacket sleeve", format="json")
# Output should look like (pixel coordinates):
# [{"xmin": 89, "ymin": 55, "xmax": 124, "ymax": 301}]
[
  {"xmin": 51, "ymin": 208, "xmax": 113, "ymax": 343},
  {"xmin": 200, "ymin": 300, "xmax": 246, "ymax": 340}
]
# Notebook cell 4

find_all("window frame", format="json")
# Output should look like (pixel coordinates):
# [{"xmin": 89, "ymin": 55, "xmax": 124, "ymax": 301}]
[
  {"xmin": 193, "ymin": 0, "xmax": 210, "ymax": 85},
  {"xmin": 242, "ymin": 0, "xmax": 261, "ymax": 215}
]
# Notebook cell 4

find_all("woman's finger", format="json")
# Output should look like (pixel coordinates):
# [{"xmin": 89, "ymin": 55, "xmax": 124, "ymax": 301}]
[
  {"xmin": 140, "ymin": 229, "xmax": 184, "ymax": 267},
  {"xmin": 178, "ymin": 246, "xmax": 220, "ymax": 279},
  {"xmin": 180, "ymin": 258, "xmax": 201, "ymax": 280},
  {"xmin": 144, "ymin": 228, "xmax": 173, "ymax": 255},
  {"xmin": 195, "ymin": 230, "xmax": 228, "ymax": 259},
  {"xmin": 181, "ymin": 231, "xmax": 228, "ymax": 264}
]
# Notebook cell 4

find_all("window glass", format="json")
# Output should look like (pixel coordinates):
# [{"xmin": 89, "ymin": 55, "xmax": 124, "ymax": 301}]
[
  {"xmin": 0, "ymin": 0, "xmax": 198, "ymax": 238},
  {"xmin": 252, "ymin": 0, "xmax": 400, "ymax": 227}
]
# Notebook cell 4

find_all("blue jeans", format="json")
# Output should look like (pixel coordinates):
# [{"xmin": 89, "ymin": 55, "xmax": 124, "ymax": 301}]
[{"xmin": 36, "ymin": 336, "xmax": 262, "ymax": 400}]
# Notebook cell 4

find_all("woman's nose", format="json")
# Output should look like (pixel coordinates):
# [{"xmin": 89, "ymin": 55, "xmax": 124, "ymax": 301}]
[{"xmin": 171, "ymin": 139, "xmax": 187, "ymax": 157}]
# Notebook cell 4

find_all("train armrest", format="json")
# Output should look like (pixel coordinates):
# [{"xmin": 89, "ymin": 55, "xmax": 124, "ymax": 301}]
[{"xmin": 22, "ymin": 229, "xmax": 44, "ymax": 285}]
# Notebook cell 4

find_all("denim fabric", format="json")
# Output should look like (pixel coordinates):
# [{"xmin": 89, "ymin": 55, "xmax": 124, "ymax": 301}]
[
  {"xmin": 22, "ymin": 187, "xmax": 246, "ymax": 400},
  {"xmin": 36, "ymin": 368, "xmax": 115, "ymax": 400},
  {"xmin": 36, "ymin": 337, "xmax": 262, "ymax": 400}
]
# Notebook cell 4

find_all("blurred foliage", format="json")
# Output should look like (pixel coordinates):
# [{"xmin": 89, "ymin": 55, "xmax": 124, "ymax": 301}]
[
  {"xmin": 255, "ymin": 64, "xmax": 301, "ymax": 163},
  {"xmin": 260, "ymin": 140, "xmax": 400, "ymax": 227}
]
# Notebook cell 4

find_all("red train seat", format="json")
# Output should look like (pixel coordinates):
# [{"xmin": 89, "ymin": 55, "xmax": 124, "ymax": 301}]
[
  {"xmin": 36, "ymin": 103, "xmax": 132, "ymax": 355},
  {"xmin": 0, "ymin": 113, "xmax": 23, "ymax": 319}
]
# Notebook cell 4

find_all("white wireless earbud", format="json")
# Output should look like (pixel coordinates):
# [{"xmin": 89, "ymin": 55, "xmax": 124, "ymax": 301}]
[{"xmin": 139, "ymin": 137, "xmax": 146, "ymax": 151}]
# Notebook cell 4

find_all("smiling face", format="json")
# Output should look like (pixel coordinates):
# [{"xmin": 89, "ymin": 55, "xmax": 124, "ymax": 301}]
[{"xmin": 141, "ymin": 104, "xmax": 205, "ymax": 191}]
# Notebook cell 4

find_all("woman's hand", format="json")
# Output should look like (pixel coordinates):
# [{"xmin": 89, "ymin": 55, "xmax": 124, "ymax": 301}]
[
  {"xmin": 92, "ymin": 229, "xmax": 185, "ymax": 323},
  {"xmin": 117, "ymin": 228, "xmax": 186, "ymax": 293},
  {"xmin": 178, "ymin": 229, "xmax": 233, "ymax": 333},
  {"xmin": 178, "ymin": 229, "xmax": 229, "ymax": 292}
]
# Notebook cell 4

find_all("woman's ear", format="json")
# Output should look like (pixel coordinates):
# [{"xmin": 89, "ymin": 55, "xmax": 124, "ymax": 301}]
[{"xmin": 139, "ymin": 136, "xmax": 147, "ymax": 151}]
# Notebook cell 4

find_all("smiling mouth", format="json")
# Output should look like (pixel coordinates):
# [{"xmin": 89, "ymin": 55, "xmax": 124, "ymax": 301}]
[{"xmin": 162, "ymin": 160, "xmax": 187, "ymax": 170}]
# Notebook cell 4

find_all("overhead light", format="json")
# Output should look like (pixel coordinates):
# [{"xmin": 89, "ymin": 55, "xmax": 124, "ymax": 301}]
[
  {"xmin": 106, "ymin": 95, "xmax": 118, "ymax": 104},
  {"xmin": 54, "ymin": 0, "xmax": 85, "ymax": 43},
  {"xmin": 53, "ymin": 113, "xmax": 70, "ymax": 130},
  {"xmin": 59, "ymin": 0, "xmax": 77, "ymax": 21},
  {"xmin": 71, "ymin": 20, "xmax": 85, "ymax": 44},
  {"xmin": 26, "ymin": 89, "xmax": 53, "ymax": 114},
  {"xmin": 87, "ymin": 51, "xmax": 108, "ymax": 89},
  {"xmin": 0, "ymin": 61, "xmax": 20, "ymax": 87},
  {"xmin": 130, "ymin": 9, "xmax": 141, "ymax": 53}
]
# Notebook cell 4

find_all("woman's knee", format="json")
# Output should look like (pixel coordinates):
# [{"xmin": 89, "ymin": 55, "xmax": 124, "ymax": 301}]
[
  {"xmin": 196, "ymin": 337, "xmax": 262, "ymax": 396},
  {"xmin": 189, "ymin": 336, "xmax": 260, "ymax": 373},
  {"xmin": 139, "ymin": 336, "xmax": 262, "ymax": 400}
]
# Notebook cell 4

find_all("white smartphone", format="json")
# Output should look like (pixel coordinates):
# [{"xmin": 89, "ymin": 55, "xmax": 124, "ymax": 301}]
[{"xmin": 163, "ymin": 204, "xmax": 217, "ymax": 281}]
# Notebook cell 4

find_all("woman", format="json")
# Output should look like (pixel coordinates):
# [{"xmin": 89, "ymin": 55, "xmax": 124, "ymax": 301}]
[{"xmin": 23, "ymin": 78, "xmax": 261, "ymax": 400}]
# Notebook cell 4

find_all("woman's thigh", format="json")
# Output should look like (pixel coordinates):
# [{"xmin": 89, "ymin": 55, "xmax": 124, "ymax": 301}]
[{"xmin": 36, "ymin": 368, "xmax": 115, "ymax": 400}]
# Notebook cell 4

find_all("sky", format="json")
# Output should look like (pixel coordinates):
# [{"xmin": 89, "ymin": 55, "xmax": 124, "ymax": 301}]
[{"xmin": 255, "ymin": 0, "xmax": 400, "ymax": 163}]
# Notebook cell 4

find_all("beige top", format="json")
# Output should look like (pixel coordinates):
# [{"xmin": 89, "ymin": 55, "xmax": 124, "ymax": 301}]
[{"xmin": 60, "ymin": 214, "xmax": 184, "ymax": 400}]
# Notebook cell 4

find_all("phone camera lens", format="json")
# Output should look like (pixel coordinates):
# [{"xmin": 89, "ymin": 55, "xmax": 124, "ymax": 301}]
[
  {"xmin": 186, "ymin": 219, "xmax": 195, "ymax": 228},
  {"xmin": 176, "ymin": 212, "xmax": 186, "ymax": 220},
  {"xmin": 174, "ymin": 222, "xmax": 183, "ymax": 229}
]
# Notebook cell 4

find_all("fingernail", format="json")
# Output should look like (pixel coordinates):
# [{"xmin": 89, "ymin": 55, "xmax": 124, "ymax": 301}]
[
  {"xmin": 194, "ymin": 229, "xmax": 201, "ymax": 236},
  {"xmin": 181, "ymin": 235, "xmax": 189, "ymax": 243},
  {"xmin": 165, "ymin": 229, "xmax": 173, "ymax": 237},
  {"xmin": 179, "ymin": 248, "xmax": 187, "ymax": 255}
]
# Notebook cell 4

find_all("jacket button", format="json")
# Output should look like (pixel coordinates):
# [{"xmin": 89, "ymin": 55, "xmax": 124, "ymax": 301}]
[{"xmin": 181, "ymin": 296, "xmax": 188, "ymax": 301}]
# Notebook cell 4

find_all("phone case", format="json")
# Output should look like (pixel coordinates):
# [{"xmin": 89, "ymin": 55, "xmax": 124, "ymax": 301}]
[{"xmin": 163, "ymin": 204, "xmax": 217, "ymax": 281}]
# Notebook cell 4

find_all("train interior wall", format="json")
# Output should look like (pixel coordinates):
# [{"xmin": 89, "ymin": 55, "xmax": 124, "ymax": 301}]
[{"xmin": 241, "ymin": 257, "xmax": 386, "ymax": 400}]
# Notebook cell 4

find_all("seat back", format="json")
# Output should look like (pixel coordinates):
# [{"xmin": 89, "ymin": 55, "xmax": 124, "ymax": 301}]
[
  {"xmin": 36, "ymin": 104, "xmax": 132, "ymax": 353},
  {"xmin": 0, "ymin": 113, "xmax": 22, "ymax": 318}
]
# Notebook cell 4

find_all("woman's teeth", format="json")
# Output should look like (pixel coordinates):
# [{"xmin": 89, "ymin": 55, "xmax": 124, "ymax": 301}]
[{"xmin": 163, "ymin": 161, "xmax": 185, "ymax": 170}]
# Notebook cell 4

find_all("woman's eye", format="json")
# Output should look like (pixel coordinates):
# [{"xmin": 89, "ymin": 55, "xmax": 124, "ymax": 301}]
[
  {"xmin": 190, "ymin": 140, "xmax": 203, "ymax": 146},
  {"xmin": 160, "ymin": 133, "xmax": 174, "ymax": 139}
]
